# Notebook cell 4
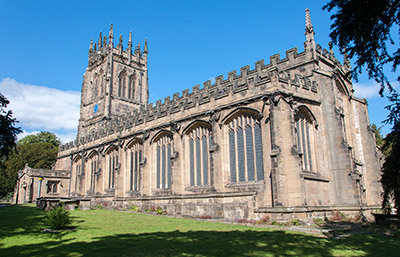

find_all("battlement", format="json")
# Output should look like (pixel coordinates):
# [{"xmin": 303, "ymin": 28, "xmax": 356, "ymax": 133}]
[
  {"xmin": 60, "ymin": 9, "xmax": 351, "ymax": 152},
  {"xmin": 88, "ymin": 25, "xmax": 148, "ymax": 69},
  {"xmin": 60, "ymin": 40, "xmax": 347, "ymax": 152}
]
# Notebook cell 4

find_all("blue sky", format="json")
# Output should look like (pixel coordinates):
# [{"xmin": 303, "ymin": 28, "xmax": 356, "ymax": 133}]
[{"xmin": 0, "ymin": 0, "xmax": 396, "ymax": 142}]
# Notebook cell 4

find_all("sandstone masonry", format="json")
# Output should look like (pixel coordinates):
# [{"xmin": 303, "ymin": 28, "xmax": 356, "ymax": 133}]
[{"xmin": 51, "ymin": 9, "xmax": 382, "ymax": 220}]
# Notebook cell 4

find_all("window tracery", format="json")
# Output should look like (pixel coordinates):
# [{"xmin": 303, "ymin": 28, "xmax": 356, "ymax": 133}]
[{"xmin": 228, "ymin": 114, "xmax": 264, "ymax": 182}]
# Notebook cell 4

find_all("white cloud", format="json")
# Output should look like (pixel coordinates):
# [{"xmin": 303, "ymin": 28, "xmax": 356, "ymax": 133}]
[
  {"xmin": 353, "ymin": 81, "xmax": 399, "ymax": 99},
  {"xmin": 0, "ymin": 78, "xmax": 80, "ymax": 143},
  {"xmin": 353, "ymin": 82, "xmax": 381, "ymax": 99}
]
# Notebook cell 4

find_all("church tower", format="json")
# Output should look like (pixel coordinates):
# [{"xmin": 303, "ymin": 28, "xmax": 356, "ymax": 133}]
[{"xmin": 77, "ymin": 25, "xmax": 149, "ymax": 139}]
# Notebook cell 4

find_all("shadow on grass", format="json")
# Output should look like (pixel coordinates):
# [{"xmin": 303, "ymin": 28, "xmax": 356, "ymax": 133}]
[
  {"xmin": 0, "ymin": 204, "xmax": 82, "ymax": 242},
  {"xmin": 1, "ymin": 205, "xmax": 399, "ymax": 256},
  {"xmin": 2, "ymin": 228, "xmax": 400, "ymax": 256}
]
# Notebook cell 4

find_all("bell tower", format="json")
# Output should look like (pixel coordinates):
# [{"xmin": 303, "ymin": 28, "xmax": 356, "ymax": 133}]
[{"xmin": 77, "ymin": 25, "xmax": 149, "ymax": 139}]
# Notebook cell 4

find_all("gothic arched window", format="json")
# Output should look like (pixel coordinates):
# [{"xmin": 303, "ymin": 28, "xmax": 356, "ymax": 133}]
[
  {"xmin": 118, "ymin": 71, "xmax": 127, "ymax": 98},
  {"xmin": 294, "ymin": 107, "xmax": 317, "ymax": 172},
  {"xmin": 127, "ymin": 141, "xmax": 143, "ymax": 191},
  {"xmin": 93, "ymin": 75, "xmax": 99, "ymax": 101},
  {"xmin": 106, "ymin": 146, "xmax": 119, "ymax": 189},
  {"xmin": 153, "ymin": 132, "xmax": 173, "ymax": 189},
  {"xmin": 127, "ymin": 75, "xmax": 135, "ymax": 100},
  {"xmin": 227, "ymin": 114, "xmax": 264, "ymax": 183},
  {"xmin": 86, "ymin": 151, "xmax": 98, "ymax": 193},
  {"xmin": 186, "ymin": 123, "xmax": 212, "ymax": 187},
  {"xmin": 72, "ymin": 155, "xmax": 82, "ymax": 194}
]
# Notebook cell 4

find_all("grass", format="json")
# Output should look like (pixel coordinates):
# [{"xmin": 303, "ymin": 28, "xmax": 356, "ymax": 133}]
[{"xmin": 0, "ymin": 205, "xmax": 399, "ymax": 256}]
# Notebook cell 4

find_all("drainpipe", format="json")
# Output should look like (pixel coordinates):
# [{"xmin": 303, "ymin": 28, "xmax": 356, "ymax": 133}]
[
  {"xmin": 38, "ymin": 176, "xmax": 44, "ymax": 198},
  {"xmin": 15, "ymin": 179, "xmax": 20, "ymax": 204},
  {"xmin": 68, "ymin": 155, "xmax": 73, "ymax": 198}
]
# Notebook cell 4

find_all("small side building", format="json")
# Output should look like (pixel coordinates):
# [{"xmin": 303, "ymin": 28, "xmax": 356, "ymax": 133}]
[{"xmin": 13, "ymin": 165, "xmax": 70, "ymax": 204}]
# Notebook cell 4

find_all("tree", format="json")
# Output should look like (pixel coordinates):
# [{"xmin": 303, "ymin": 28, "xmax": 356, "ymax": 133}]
[
  {"xmin": 0, "ymin": 132, "xmax": 59, "ymax": 197},
  {"xmin": 381, "ymin": 93, "xmax": 400, "ymax": 213},
  {"xmin": 371, "ymin": 123, "xmax": 384, "ymax": 149},
  {"xmin": 323, "ymin": 0, "xmax": 400, "ymax": 92},
  {"xmin": 0, "ymin": 93, "xmax": 22, "ymax": 159},
  {"xmin": 324, "ymin": 0, "xmax": 400, "ymax": 213},
  {"xmin": 18, "ymin": 131, "xmax": 61, "ymax": 148}
]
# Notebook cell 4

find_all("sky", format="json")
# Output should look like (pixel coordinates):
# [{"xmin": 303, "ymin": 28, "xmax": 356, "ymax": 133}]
[{"xmin": 0, "ymin": 0, "xmax": 396, "ymax": 143}]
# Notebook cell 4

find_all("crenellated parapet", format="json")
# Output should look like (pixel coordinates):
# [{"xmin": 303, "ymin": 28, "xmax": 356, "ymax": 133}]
[
  {"xmin": 61, "ymin": 9, "xmax": 352, "ymax": 153},
  {"xmin": 88, "ymin": 24, "xmax": 148, "ymax": 70},
  {"xmin": 60, "ymin": 43, "xmax": 349, "ymax": 152}
]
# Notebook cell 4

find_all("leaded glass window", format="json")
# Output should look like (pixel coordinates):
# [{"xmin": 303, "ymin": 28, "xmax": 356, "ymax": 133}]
[
  {"xmin": 187, "ymin": 126, "xmax": 212, "ymax": 187},
  {"xmin": 107, "ymin": 148, "xmax": 118, "ymax": 189},
  {"xmin": 129, "ymin": 142, "xmax": 143, "ymax": 191},
  {"xmin": 295, "ymin": 108, "xmax": 317, "ymax": 172},
  {"xmin": 154, "ymin": 134, "xmax": 173, "ymax": 189},
  {"xmin": 228, "ymin": 115, "xmax": 264, "ymax": 182}
]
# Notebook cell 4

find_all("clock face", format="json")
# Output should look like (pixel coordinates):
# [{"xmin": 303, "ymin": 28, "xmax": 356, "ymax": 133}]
[{"xmin": 93, "ymin": 104, "xmax": 98, "ymax": 114}]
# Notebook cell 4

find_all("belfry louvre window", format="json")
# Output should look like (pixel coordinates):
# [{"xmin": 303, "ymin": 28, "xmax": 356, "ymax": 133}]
[
  {"xmin": 118, "ymin": 71, "xmax": 127, "ymax": 97},
  {"xmin": 228, "ymin": 115, "xmax": 264, "ymax": 182},
  {"xmin": 295, "ymin": 108, "xmax": 317, "ymax": 172},
  {"xmin": 155, "ymin": 135, "xmax": 172, "ymax": 189},
  {"xmin": 129, "ymin": 142, "xmax": 143, "ymax": 191},
  {"xmin": 127, "ymin": 75, "xmax": 135, "ymax": 100},
  {"xmin": 188, "ymin": 126, "xmax": 212, "ymax": 186}
]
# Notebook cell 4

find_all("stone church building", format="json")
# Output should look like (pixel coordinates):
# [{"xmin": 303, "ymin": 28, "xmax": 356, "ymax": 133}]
[{"xmin": 53, "ymin": 10, "xmax": 382, "ymax": 219}]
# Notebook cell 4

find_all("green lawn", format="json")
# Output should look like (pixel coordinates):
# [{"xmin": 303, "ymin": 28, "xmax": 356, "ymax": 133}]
[{"xmin": 0, "ymin": 205, "xmax": 399, "ymax": 256}]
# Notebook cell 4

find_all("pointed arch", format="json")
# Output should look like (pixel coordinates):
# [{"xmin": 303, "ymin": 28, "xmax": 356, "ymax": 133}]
[
  {"xmin": 182, "ymin": 120, "xmax": 212, "ymax": 135},
  {"xmin": 152, "ymin": 130, "xmax": 173, "ymax": 190},
  {"xmin": 183, "ymin": 120, "xmax": 213, "ymax": 187},
  {"xmin": 118, "ymin": 69, "xmax": 127, "ymax": 97},
  {"xmin": 126, "ymin": 137, "xmax": 143, "ymax": 149},
  {"xmin": 224, "ymin": 108, "xmax": 264, "ymax": 183},
  {"xmin": 87, "ymin": 150, "xmax": 98, "ymax": 159},
  {"xmin": 72, "ymin": 154, "xmax": 82, "ymax": 163},
  {"xmin": 295, "ymin": 105, "xmax": 318, "ymax": 127},
  {"xmin": 104, "ymin": 144, "xmax": 118, "ymax": 155},
  {"xmin": 221, "ymin": 107, "xmax": 262, "ymax": 125},
  {"xmin": 294, "ymin": 105, "xmax": 318, "ymax": 172},
  {"xmin": 151, "ymin": 130, "xmax": 173, "ymax": 144}
]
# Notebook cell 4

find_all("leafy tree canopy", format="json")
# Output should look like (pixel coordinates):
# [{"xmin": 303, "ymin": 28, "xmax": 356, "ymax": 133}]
[
  {"xmin": 371, "ymin": 123, "xmax": 384, "ymax": 149},
  {"xmin": 0, "ymin": 93, "xmax": 22, "ymax": 159},
  {"xmin": 0, "ymin": 132, "xmax": 59, "ymax": 198},
  {"xmin": 18, "ymin": 131, "xmax": 61, "ymax": 148},
  {"xmin": 324, "ymin": 0, "xmax": 400, "ymax": 93}
]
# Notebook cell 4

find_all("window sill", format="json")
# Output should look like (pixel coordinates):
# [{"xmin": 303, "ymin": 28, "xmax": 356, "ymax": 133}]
[
  {"xmin": 153, "ymin": 189, "xmax": 172, "ymax": 196},
  {"xmin": 185, "ymin": 185, "xmax": 216, "ymax": 194},
  {"xmin": 301, "ymin": 172, "xmax": 329, "ymax": 182},
  {"xmin": 128, "ymin": 190, "xmax": 141, "ymax": 197},
  {"xmin": 225, "ymin": 181, "xmax": 265, "ymax": 190}
]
